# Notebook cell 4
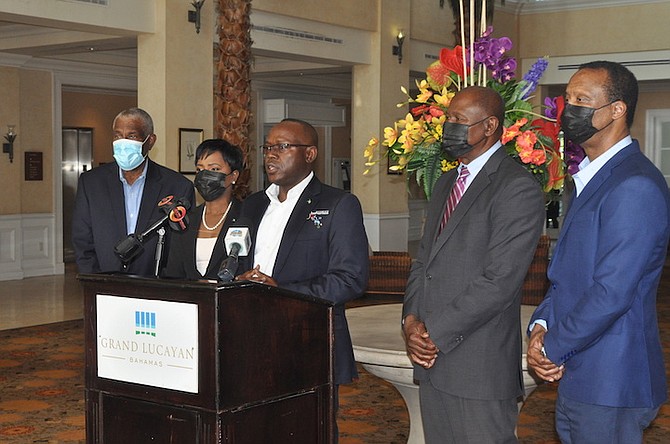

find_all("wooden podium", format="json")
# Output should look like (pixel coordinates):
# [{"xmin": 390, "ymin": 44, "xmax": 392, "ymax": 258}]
[{"xmin": 80, "ymin": 274, "xmax": 334, "ymax": 443}]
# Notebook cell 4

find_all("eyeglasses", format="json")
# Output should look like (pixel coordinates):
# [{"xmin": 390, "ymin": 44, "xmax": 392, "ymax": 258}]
[{"xmin": 260, "ymin": 143, "xmax": 313, "ymax": 154}]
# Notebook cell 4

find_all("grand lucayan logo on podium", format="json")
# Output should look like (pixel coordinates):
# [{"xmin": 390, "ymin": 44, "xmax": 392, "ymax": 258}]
[
  {"xmin": 96, "ymin": 294, "xmax": 199, "ymax": 393},
  {"xmin": 135, "ymin": 311, "xmax": 156, "ymax": 337}
]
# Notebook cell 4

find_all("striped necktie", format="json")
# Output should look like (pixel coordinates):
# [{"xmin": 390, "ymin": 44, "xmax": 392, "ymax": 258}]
[{"xmin": 438, "ymin": 165, "xmax": 470, "ymax": 235}]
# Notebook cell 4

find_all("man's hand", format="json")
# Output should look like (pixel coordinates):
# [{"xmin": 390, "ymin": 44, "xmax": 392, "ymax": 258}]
[
  {"xmin": 236, "ymin": 265, "xmax": 278, "ymax": 287},
  {"xmin": 402, "ymin": 314, "xmax": 439, "ymax": 369},
  {"xmin": 527, "ymin": 324, "xmax": 564, "ymax": 382}
]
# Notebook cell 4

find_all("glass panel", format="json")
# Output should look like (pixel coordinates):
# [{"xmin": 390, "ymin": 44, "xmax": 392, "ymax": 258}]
[
  {"xmin": 660, "ymin": 149, "xmax": 670, "ymax": 174},
  {"xmin": 661, "ymin": 122, "xmax": 670, "ymax": 149}
]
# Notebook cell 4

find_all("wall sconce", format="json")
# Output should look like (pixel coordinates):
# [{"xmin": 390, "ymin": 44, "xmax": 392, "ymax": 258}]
[
  {"xmin": 392, "ymin": 30, "xmax": 405, "ymax": 64},
  {"xmin": 188, "ymin": 0, "xmax": 206, "ymax": 34},
  {"xmin": 3, "ymin": 125, "xmax": 16, "ymax": 163}
]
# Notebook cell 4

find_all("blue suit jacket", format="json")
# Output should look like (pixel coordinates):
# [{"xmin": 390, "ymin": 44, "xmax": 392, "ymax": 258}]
[
  {"xmin": 530, "ymin": 140, "xmax": 669, "ymax": 408},
  {"xmin": 238, "ymin": 176, "xmax": 369, "ymax": 385},
  {"xmin": 72, "ymin": 159, "xmax": 195, "ymax": 277}
]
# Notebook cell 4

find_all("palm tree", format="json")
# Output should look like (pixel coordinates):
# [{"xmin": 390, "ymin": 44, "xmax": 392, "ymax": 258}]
[{"xmin": 215, "ymin": 0, "xmax": 252, "ymax": 199}]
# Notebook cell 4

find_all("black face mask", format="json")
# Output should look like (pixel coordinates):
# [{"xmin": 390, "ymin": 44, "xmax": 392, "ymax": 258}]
[
  {"xmin": 561, "ymin": 102, "xmax": 614, "ymax": 145},
  {"xmin": 442, "ymin": 117, "xmax": 488, "ymax": 158},
  {"xmin": 194, "ymin": 169, "xmax": 228, "ymax": 201}
]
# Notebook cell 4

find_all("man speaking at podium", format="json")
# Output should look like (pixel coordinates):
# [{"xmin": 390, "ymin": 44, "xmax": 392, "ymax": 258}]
[
  {"xmin": 72, "ymin": 108, "xmax": 195, "ymax": 277},
  {"xmin": 236, "ymin": 118, "xmax": 369, "ymax": 438}
]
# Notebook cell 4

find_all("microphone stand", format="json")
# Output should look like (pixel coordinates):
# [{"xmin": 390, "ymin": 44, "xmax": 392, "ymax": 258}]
[
  {"xmin": 114, "ymin": 199, "xmax": 189, "ymax": 274},
  {"xmin": 153, "ymin": 226, "xmax": 167, "ymax": 278}
]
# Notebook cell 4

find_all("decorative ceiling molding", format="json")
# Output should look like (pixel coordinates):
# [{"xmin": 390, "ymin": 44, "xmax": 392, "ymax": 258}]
[{"xmin": 496, "ymin": 0, "xmax": 669, "ymax": 14}]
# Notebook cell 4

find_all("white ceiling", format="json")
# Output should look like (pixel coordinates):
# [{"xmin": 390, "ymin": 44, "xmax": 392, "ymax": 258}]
[{"xmin": 0, "ymin": 0, "xmax": 666, "ymax": 95}]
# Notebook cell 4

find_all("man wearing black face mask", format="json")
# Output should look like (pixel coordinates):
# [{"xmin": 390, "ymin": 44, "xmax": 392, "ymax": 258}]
[
  {"xmin": 528, "ymin": 61, "xmax": 670, "ymax": 443},
  {"xmin": 164, "ymin": 139, "xmax": 244, "ymax": 280},
  {"xmin": 402, "ymin": 86, "xmax": 545, "ymax": 443}
]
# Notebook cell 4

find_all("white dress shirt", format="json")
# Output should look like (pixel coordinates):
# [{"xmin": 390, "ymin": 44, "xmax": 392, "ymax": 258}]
[
  {"xmin": 461, "ymin": 141, "xmax": 503, "ymax": 193},
  {"xmin": 254, "ymin": 172, "xmax": 314, "ymax": 276}
]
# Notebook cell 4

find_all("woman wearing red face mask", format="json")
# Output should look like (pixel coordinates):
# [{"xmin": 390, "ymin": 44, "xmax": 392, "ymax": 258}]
[{"xmin": 164, "ymin": 139, "xmax": 245, "ymax": 280}]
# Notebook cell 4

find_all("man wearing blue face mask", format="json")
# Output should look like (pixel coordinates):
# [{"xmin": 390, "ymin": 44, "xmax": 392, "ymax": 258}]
[{"xmin": 72, "ymin": 107, "xmax": 195, "ymax": 276}]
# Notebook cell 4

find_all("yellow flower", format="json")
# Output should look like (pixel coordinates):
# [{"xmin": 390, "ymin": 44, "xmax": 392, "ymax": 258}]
[
  {"xmin": 440, "ymin": 159, "xmax": 459, "ymax": 172},
  {"xmin": 415, "ymin": 79, "xmax": 433, "ymax": 103},
  {"xmin": 383, "ymin": 124, "xmax": 399, "ymax": 147},
  {"xmin": 434, "ymin": 88, "xmax": 455, "ymax": 107},
  {"xmin": 364, "ymin": 137, "xmax": 378, "ymax": 161},
  {"xmin": 398, "ymin": 129, "xmax": 415, "ymax": 154}
]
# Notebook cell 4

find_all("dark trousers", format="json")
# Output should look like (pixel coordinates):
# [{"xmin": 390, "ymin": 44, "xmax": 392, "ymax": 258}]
[
  {"xmin": 555, "ymin": 393, "xmax": 659, "ymax": 444},
  {"xmin": 419, "ymin": 379, "xmax": 518, "ymax": 443}
]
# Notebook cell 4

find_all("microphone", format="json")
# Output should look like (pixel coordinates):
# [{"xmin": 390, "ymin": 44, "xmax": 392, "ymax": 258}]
[
  {"xmin": 142, "ymin": 195, "xmax": 190, "ymax": 237},
  {"xmin": 114, "ymin": 195, "xmax": 191, "ymax": 265},
  {"xmin": 217, "ymin": 219, "xmax": 252, "ymax": 282}
]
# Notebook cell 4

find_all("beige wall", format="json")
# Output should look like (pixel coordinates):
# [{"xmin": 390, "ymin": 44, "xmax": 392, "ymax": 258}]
[
  {"xmin": 518, "ymin": 3, "xmax": 670, "ymax": 58},
  {"xmin": 62, "ymin": 91, "xmax": 137, "ymax": 167},
  {"xmin": 138, "ymin": 0, "xmax": 215, "ymax": 171},
  {"xmin": 354, "ymin": 0, "xmax": 411, "ymax": 214},
  {"xmin": 410, "ymin": 0, "xmax": 456, "ymax": 46},
  {"xmin": 252, "ymin": 0, "xmax": 377, "ymax": 32},
  {"xmin": 0, "ymin": 66, "xmax": 22, "ymax": 214},
  {"xmin": 0, "ymin": 67, "xmax": 53, "ymax": 215},
  {"xmin": 19, "ymin": 70, "xmax": 53, "ymax": 214}
]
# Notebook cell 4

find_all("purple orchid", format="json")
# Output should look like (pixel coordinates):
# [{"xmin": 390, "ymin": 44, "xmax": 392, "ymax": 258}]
[
  {"xmin": 565, "ymin": 140, "xmax": 586, "ymax": 176},
  {"xmin": 520, "ymin": 57, "xmax": 549, "ymax": 99},
  {"xmin": 544, "ymin": 96, "xmax": 559, "ymax": 119}
]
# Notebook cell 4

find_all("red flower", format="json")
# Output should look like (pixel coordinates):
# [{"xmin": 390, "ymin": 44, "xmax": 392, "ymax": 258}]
[
  {"xmin": 532, "ymin": 118, "xmax": 559, "ymax": 140},
  {"xmin": 428, "ymin": 106, "xmax": 444, "ymax": 118},
  {"xmin": 516, "ymin": 130, "xmax": 538, "ymax": 152},
  {"xmin": 544, "ymin": 145, "xmax": 566, "ymax": 191},
  {"xmin": 410, "ymin": 104, "xmax": 429, "ymax": 117},
  {"xmin": 555, "ymin": 95, "xmax": 565, "ymax": 127},
  {"xmin": 426, "ymin": 46, "xmax": 468, "ymax": 88},
  {"xmin": 502, "ymin": 118, "xmax": 528, "ymax": 144}
]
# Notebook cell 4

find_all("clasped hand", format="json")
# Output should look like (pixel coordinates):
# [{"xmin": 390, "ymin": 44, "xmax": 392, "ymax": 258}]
[
  {"xmin": 527, "ymin": 324, "xmax": 564, "ymax": 382},
  {"xmin": 236, "ymin": 265, "xmax": 278, "ymax": 287},
  {"xmin": 402, "ymin": 315, "xmax": 439, "ymax": 369}
]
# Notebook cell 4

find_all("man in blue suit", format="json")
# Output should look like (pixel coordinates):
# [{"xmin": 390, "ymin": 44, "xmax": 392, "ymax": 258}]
[
  {"xmin": 528, "ymin": 61, "xmax": 669, "ymax": 443},
  {"xmin": 236, "ymin": 118, "xmax": 369, "ymax": 441}
]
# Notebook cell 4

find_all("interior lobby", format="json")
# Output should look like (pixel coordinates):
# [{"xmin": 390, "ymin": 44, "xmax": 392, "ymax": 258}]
[{"xmin": 1, "ymin": 0, "xmax": 670, "ymax": 443}]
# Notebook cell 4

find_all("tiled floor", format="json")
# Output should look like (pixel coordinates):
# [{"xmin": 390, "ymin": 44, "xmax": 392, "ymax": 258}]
[{"xmin": 0, "ymin": 263, "xmax": 83, "ymax": 331}]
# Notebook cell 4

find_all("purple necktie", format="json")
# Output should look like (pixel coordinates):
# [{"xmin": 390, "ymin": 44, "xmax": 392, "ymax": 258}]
[{"xmin": 438, "ymin": 166, "xmax": 470, "ymax": 235}]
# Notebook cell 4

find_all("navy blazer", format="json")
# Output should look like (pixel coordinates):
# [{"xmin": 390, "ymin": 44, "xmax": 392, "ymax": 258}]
[
  {"xmin": 530, "ymin": 140, "xmax": 670, "ymax": 408},
  {"xmin": 163, "ymin": 200, "xmax": 241, "ymax": 280},
  {"xmin": 72, "ymin": 159, "xmax": 195, "ymax": 277},
  {"xmin": 239, "ymin": 176, "xmax": 369, "ymax": 385}
]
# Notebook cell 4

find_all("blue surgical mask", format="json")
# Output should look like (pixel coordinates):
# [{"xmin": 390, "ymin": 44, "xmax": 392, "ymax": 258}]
[{"xmin": 113, "ymin": 136, "xmax": 149, "ymax": 171}]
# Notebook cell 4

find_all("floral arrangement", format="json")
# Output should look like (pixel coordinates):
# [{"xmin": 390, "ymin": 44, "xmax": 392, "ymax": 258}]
[{"xmin": 364, "ymin": 27, "xmax": 572, "ymax": 201}]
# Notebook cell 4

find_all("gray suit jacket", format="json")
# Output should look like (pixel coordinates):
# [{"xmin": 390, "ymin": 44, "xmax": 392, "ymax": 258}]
[{"xmin": 403, "ymin": 146, "xmax": 544, "ymax": 400}]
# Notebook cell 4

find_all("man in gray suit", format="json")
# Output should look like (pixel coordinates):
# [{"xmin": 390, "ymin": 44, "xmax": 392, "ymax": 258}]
[{"xmin": 402, "ymin": 86, "xmax": 545, "ymax": 443}]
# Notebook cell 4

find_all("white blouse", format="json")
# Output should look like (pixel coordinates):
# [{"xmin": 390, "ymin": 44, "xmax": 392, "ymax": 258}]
[{"xmin": 195, "ymin": 237, "xmax": 217, "ymax": 276}]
